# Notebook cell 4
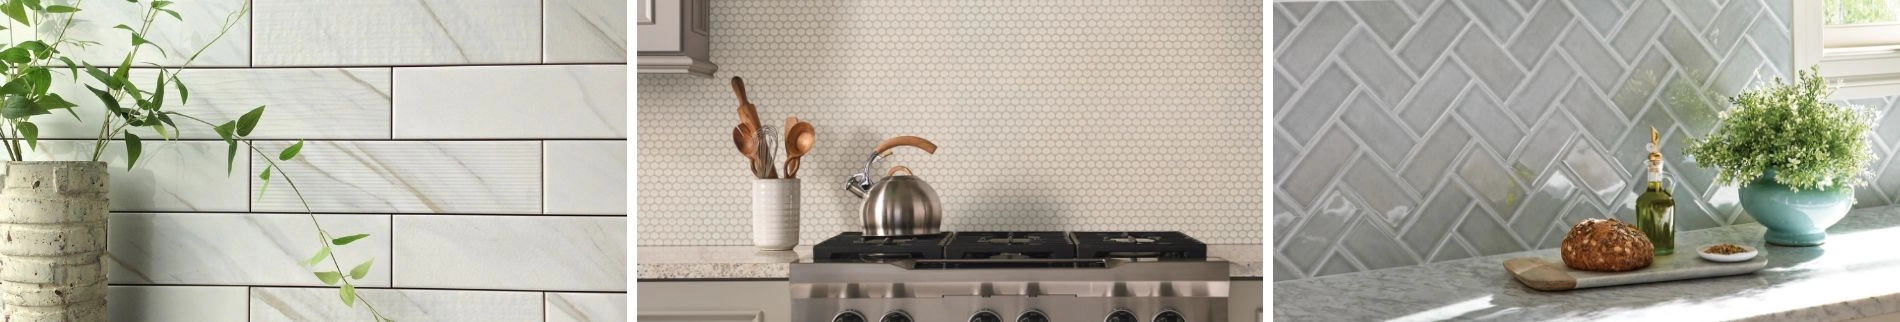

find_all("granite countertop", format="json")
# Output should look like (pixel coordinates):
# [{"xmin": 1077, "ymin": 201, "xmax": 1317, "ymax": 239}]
[
  {"xmin": 1274, "ymin": 205, "xmax": 1900, "ymax": 322},
  {"xmin": 637, "ymin": 244, "xmax": 1264, "ymax": 280}
]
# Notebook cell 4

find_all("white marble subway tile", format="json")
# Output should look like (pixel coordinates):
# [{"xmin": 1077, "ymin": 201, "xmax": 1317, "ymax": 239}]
[
  {"xmin": 546, "ymin": 292, "xmax": 627, "ymax": 322},
  {"xmin": 107, "ymin": 213, "xmax": 391, "ymax": 286},
  {"xmin": 392, "ymin": 65, "xmax": 627, "ymax": 139},
  {"xmin": 393, "ymin": 216, "xmax": 626, "ymax": 291},
  {"xmin": 545, "ymin": 141, "xmax": 627, "ymax": 215},
  {"xmin": 41, "ymin": 68, "xmax": 392, "ymax": 140},
  {"xmin": 109, "ymin": 285, "xmax": 249, "ymax": 322},
  {"xmin": 0, "ymin": 140, "xmax": 248, "ymax": 212},
  {"xmin": 14, "ymin": 0, "xmax": 251, "ymax": 67},
  {"xmin": 545, "ymin": 0, "xmax": 628, "ymax": 63},
  {"xmin": 251, "ymin": 287, "xmax": 542, "ymax": 322},
  {"xmin": 250, "ymin": 141, "xmax": 541, "ymax": 214},
  {"xmin": 252, "ymin": 0, "xmax": 540, "ymax": 66}
]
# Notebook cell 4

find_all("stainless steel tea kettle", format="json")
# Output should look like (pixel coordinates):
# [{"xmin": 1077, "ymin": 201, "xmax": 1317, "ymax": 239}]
[{"xmin": 845, "ymin": 136, "xmax": 941, "ymax": 237}]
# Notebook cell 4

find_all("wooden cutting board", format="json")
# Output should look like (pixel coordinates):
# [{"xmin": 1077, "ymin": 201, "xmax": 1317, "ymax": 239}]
[{"xmin": 1504, "ymin": 252, "xmax": 1768, "ymax": 291}]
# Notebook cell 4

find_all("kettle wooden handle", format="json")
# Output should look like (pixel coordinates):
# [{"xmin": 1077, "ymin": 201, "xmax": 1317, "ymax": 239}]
[
  {"xmin": 886, "ymin": 165, "xmax": 913, "ymax": 177},
  {"xmin": 874, "ymin": 136, "xmax": 937, "ymax": 155}
]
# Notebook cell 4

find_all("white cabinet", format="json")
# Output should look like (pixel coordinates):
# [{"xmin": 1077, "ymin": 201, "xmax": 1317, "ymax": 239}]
[
  {"xmin": 637, "ymin": 281, "xmax": 787, "ymax": 322},
  {"xmin": 636, "ymin": 0, "xmax": 717, "ymax": 76}
]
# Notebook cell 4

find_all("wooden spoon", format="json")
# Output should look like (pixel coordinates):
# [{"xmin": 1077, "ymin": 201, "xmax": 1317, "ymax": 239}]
[
  {"xmin": 731, "ymin": 77, "xmax": 761, "ymax": 131},
  {"xmin": 784, "ymin": 121, "xmax": 815, "ymax": 178},
  {"xmin": 733, "ymin": 124, "xmax": 762, "ymax": 178}
]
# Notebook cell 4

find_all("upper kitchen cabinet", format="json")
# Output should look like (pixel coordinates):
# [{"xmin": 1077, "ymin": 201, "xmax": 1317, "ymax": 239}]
[{"xmin": 637, "ymin": 0, "xmax": 717, "ymax": 76}]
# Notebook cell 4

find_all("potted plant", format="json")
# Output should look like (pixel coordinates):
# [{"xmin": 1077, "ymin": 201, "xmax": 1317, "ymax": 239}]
[
  {"xmin": 1685, "ymin": 67, "xmax": 1876, "ymax": 246},
  {"xmin": 0, "ymin": 1, "xmax": 390, "ymax": 320}
]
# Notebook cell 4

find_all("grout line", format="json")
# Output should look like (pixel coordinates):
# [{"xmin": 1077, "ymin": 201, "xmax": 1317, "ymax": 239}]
[
  {"xmin": 104, "ymin": 62, "xmax": 628, "ymax": 69},
  {"xmin": 389, "ymin": 214, "xmax": 396, "ymax": 289},
  {"xmin": 115, "ymin": 283, "xmax": 626, "ymax": 294},
  {"xmin": 389, "ymin": 67, "xmax": 396, "ymax": 140},
  {"xmin": 107, "ymin": 210, "xmax": 625, "ymax": 217},
  {"xmin": 18, "ymin": 138, "xmax": 629, "ymax": 142}
]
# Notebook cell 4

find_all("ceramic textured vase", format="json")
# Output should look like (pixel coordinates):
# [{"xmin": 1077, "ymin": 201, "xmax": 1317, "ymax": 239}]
[
  {"xmin": 0, "ymin": 161, "xmax": 109, "ymax": 321},
  {"xmin": 752, "ymin": 178, "xmax": 799, "ymax": 250},
  {"xmin": 1738, "ymin": 168, "xmax": 1852, "ymax": 246}
]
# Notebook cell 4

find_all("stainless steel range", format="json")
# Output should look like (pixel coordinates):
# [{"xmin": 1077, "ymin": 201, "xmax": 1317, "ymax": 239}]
[{"xmin": 792, "ymin": 231, "xmax": 1230, "ymax": 322}]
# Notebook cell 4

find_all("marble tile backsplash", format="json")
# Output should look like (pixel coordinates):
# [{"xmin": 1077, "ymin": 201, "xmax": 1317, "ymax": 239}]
[
  {"xmin": 1273, "ymin": 0, "xmax": 1805, "ymax": 281},
  {"xmin": 2, "ymin": 0, "xmax": 633, "ymax": 319},
  {"xmin": 636, "ymin": 0, "xmax": 1266, "ymax": 246}
]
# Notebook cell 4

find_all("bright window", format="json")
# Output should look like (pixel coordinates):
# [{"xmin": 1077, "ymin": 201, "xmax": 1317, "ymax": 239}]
[{"xmin": 1799, "ymin": 0, "xmax": 1900, "ymax": 99}]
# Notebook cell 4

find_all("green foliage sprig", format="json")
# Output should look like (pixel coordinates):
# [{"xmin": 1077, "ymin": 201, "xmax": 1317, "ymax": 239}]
[
  {"xmin": 0, "ymin": 0, "xmax": 391, "ymax": 320},
  {"xmin": 1685, "ymin": 66, "xmax": 1877, "ymax": 191}
]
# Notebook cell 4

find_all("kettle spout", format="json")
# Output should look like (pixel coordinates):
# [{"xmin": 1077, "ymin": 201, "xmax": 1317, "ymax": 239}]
[{"xmin": 846, "ymin": 174, "xmax": 871, "ymax": 198}]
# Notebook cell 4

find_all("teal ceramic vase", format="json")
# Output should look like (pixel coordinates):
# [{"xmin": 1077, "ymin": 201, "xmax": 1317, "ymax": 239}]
[{"xmin": 1737, "ymin": 168, "xmax": 1853, "ymax": 246}]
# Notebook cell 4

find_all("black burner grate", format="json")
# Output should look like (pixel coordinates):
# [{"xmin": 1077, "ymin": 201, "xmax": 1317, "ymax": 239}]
[
  {"xmin": 944, "ymin": 231, "xmax": 1075, "ymax": 259},
  {"xmin": 812, "ymin": 232, "xmax": 950, "ymax": 261},
  {"xmin": 1071, "ymin": 231, "xmax": 1207, "ymax": 259}
]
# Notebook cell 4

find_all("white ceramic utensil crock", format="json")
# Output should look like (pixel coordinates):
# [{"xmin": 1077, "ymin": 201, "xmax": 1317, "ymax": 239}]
[{"xmin": 752, "ymin": 178, "xmax": 799, "ymax": 250}]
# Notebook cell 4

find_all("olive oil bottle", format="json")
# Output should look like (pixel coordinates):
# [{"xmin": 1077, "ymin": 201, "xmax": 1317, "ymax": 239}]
[{"xmin": 1636, "ymin": 127, "xmax": 1676, "ymax": 255}]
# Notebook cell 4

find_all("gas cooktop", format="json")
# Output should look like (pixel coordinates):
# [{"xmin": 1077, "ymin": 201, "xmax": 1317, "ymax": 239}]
[
  {"xmin": 795, "ymin": 231, "xmax": 1226, "ymax": 322},
  {"xmin": 811, "ymin": 231, "xmax": 1208, "ymax": 263}
]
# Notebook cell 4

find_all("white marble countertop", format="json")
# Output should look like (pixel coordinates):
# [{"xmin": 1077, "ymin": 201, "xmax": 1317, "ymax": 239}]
[
  {"xmin": 1274, "ymin": 205, "xmax": 1900, "ymax": 322},
  {"xmin": 637, "ymin": 244, "xmax": 1264, "ymax": 280}
]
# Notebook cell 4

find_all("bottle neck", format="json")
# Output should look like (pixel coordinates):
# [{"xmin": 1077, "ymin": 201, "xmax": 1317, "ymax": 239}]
[{"xmin": 1647, "ymin": 159, "xmax": 1664, "ymax": 191}]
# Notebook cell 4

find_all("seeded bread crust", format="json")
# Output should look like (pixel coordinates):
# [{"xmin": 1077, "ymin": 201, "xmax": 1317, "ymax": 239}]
[{"xmin": 1560, "ymin": 218, "xmax": 1654, "ymax": 272}]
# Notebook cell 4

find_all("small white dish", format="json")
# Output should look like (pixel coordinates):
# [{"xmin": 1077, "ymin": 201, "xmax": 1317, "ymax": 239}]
[{"xmin": 1697, "ymin": 244, "xmax": 1759, "ymax": 262}]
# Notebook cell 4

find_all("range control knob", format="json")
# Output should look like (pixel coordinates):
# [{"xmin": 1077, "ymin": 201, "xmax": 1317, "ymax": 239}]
[
  {"xmin": 1017, "ymin": 309, "xmax": 1050, "ymax": 322},
  {"xmin": 1104, "ymin": 310, "xmax": 1138, "ymax": 322},
  {"xmin": 833, "ymin": 310, "xmax": 866, "ymax": 322},
  {"xmin": 1153, "ymin": 310, "xmax": 1186, "ymax": 322},
  {"xmin": 880, "ymin": 310, "xmax": 912, "ymax": 322},
  {"xmin": 970, "ymin": 310, "xmax": 1003, "ymax": 322}
]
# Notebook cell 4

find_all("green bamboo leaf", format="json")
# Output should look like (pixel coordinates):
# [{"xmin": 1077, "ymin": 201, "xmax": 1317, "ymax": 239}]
[
  {"xmin": 331, "ymin": 234, "xmax": 368, "ymax": 246},
  {"xmin": 124, "ymin": 132, "xmax": 141, "ymax": 170},
  {"xmin": 85, "ymin": 85, "xmax": 122, "ymax": 116},
  {"xmin": 314, "ymin": 271, "xmax": 341, "ymax": 285},
  {"xmin": 57, "ymin": 57, "xmax": 77, "ymax": 81},
  {"xmin": 0, "ymin": 47, "xmax": 29, "ymax": 64},
  {"xmin": 303, "ymin": 244, "xmax": 329, "ymax": 267},
  {"xmin": 26, "ymin": 67, "xmax": 49, "ymax": 95},
  {"xmin": 38, "ymin": 94, "xmax": 80, "ymax": 121},
  {"xmin": 173, "ymin": 78, "xmax": 187, "ymax": 104},
  {"xmin": 44, "ymin": 4, "xmax": 75, "ymax": 12},
  {"xmin": 257, "ymin": 166, "xmax": 271, "ymax": 198},
  {"xmin": 1, "ymin": 1, "xmax": 30, "ymax": 26},
  {"xmin": 16, "ymin": 41, "xmax": 47, "ymax": 58},
  {"xmin": 279, "ymin": 140, "xmax": 302, "ymax": 161},
  {"xmin": 236, "ymin": 106, "xmax": 263, "ymax": 136},
  {"xmin": 0, "ymin": 95, "xmax": 41, "ymax": 118},
  {"xmin": 151, "ymin": 0, "xmax": 171, "ymax": 9},
  {"xmin": 83, "ymin": 63, "xmax": 117, "ymax": 90},
  {"xmin": 349, "ymin": 259, "xmax": 372, "ymax": 280},
  {"xmin": 157, "ymin": 8, "xmax": 178, "ymax": 20},
  {"xmin": 224, "ymin": 140, "xmax": 237, "ymax": 175},
  {"xmin": 340, "ymin": 284, "xmax": 356, "ymax": 307},
  {"xmin": 17, "ymin": 121, "xmax": 34, "ymax": 150},
  {"xmin": 20, "ymin": 0, "xmax": 37, "ymax": 11}
]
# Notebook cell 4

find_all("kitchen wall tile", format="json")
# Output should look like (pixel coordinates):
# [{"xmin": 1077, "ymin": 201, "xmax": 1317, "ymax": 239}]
[
  {"xmin": 546, "ymin": 140, "xmax": 628, "ymax": 215},
  {"xmin": 1339, "ymin": 94, "xmax": 1414, "ymax": 167},
  {"xmin": 1339, "ymin": 30, "xmax": 1416, "ymax": 105},
  {"xmin": 544, "ymin": 0, "xmax": 627, "ymax": 63},
  {"xmin": 42, "ymin": 68, "xmax": 392, "ymax": 140},
  {"xmin": 392, "ymin": 216, "xmax": 625, "ymax": 291},
  {"xmin": 1396, "ymin": 62, "xmax": 1472, "ymax": 134},
  {"xmin": 109, "ymin": 286, "xmax": 248, "ymax": 322},
  {"xmin": 19, "ymin": 0, "xmax": 251, "ymax": 67},
  {"xmin": 1504, "ymin": 2, "xmax": 1572, "ymax": 66},
  {"xmin": 1341, "ymin": 156, "xmax": 1415, "ymax": 226},
  {"xmin": 2, "ymin": 140, "xmax": 248, "ymax": 212},
  {"xmin": 251, "ymin": 141, "xmax": 541, "ymax": 214},
  {"xmin": 251, "ymin": 288, "xmax": 542, "ymax": 321},
  {"xmin": 393, "ymin": 65, "xmax": 627, "ymax": 139},
  {"xmin": 1339, "ymin": 216, "xmax": 1418, "ymax": 270},
  {"xmin": 1397, "ymin": 4, "xmax": 1470, "ymax": 75},
  {"xmin": 546, "ymin": 292, "xmax": 628, "ymax": 322},
  {"xmin": 1274, "ymin": 0, "xmax": 1799, "ymax": 280},
  {"xmin": 107, "ymin": 213, "xmax": 390, "ymax": 286},
  {"xmin": 1455, "ymin": 27, "xmax": 1526, "ymax": 96},
  {"xmin": 1279, "ymin": 64, "xmax": 1353, "ymax": 144},
  {"xmin": 1344, "ymin": 1, "xmax": 1413, "ymax": 47},
  {"xmin": 252, "ymin": 0, "xmax": 540, "ymax": 66},
  {"xmin": 1277, "ymin": 3, "xmax": 1353, "ymax": 82}
]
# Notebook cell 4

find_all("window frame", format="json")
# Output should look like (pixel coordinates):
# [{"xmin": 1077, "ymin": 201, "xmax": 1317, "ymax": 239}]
[{"xmin": 1797, "ymin": 0, "xmax": 1900, "ymax": 99}]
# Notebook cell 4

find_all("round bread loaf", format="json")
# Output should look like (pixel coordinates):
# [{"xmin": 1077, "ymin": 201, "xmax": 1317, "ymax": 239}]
[{"xmin": 1560, "ymin": 218, "xmax": 1653, "ymax": 272}]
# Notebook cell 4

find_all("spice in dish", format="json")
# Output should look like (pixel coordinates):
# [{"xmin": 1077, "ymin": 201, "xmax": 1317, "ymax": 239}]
[{"xmin": 1704, "ymin": 243, "xmax": 1748, "ymax": 255}]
